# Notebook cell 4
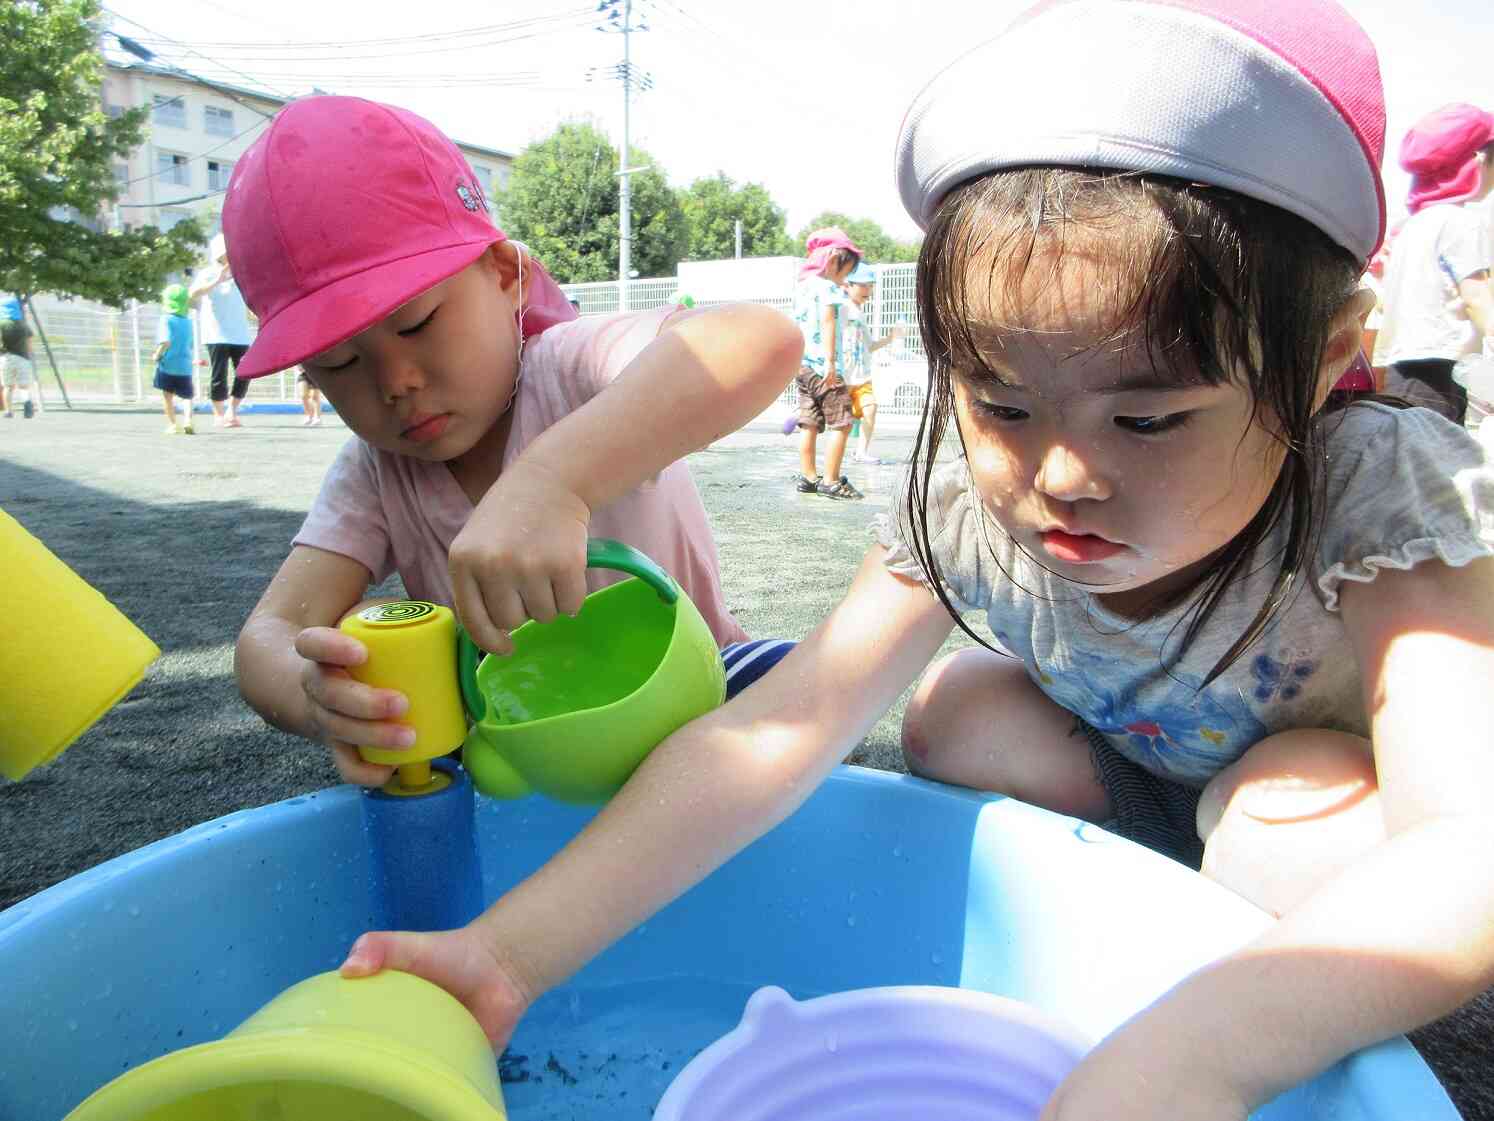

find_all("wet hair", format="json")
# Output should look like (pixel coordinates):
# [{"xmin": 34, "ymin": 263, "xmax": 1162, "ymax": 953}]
[{"xmin": 907, "ymin": 168, "xmax": 1363, "ymax": 685}]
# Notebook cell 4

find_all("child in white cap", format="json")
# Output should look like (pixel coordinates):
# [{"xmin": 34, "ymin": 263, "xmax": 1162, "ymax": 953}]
[{"xmin": 342, "ymin": 5, "xmax": 1494, "ymax": 1116}]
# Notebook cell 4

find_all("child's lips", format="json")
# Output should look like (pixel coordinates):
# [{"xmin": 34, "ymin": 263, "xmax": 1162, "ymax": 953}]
[
  {"xmin": 401, "ymin": 413, "xmax": 451, "ymax": 443},
  {"xmin": 1039, "ymin": 529, "xmax": 1126, "ymax": 564}
]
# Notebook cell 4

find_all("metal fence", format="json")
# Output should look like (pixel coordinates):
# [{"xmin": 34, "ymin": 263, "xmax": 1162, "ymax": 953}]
[{"xmin": 19, "ymin": 262, "xmax": 929, "ymax": 417}]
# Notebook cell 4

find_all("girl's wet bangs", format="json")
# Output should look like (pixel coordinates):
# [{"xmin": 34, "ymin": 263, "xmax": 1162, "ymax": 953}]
[{"xmin": 922, "ymin": 170, "xmax": 1252, "ymax": 392}]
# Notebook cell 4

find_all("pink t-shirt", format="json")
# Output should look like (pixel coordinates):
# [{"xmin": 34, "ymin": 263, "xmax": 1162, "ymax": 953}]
[{"xmin": 293, "ymin": 307, "xmax": 748, "ymax": 647}]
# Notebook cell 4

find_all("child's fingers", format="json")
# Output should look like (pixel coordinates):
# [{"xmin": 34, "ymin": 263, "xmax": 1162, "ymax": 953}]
[
  {"xmin": 329, "ymin": 743, "xmax": 397, "ymax": 787},
  {"xmin": 314, "ymin": 707, "xmax": 415, "ymax": 753},
  {"xmin": 295, "ymin": 626, "xmax": 367, "ymax": 667},
  {"xmin": 453, "ymin": 570, "xmax": 515, "ymax": 655},
  {"xmin": 517, "ymin": 575, "xmax": 560, "ymax": 625},
  {"xmin": 554, "ymin": 568, "xmax": 587, "ymax": 618},
  {"xmin": 304, "ymin": 665, "xmax": 408, "ymax": 723}
]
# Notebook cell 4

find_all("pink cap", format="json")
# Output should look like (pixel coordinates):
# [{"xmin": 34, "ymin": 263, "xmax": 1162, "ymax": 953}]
[
  {"xmin": 1401, "ymin": 103, "xmax": 1494, "ymax": 214},
  {"xmin": 224, "ymin": 95, "xmax": 575, "ymax": 378},
  {"xmin": 798, "ymin": 226, "xmax": 862, "ymax": 280},
  {"xmin": 896, "ymin": 0, "xmax": 1387, "ymax": 261}
]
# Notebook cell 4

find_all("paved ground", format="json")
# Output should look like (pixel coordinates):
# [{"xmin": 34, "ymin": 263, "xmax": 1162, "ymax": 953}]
[{"xmin": 1, "ymin": 405, "xmax": 1489, "ymax": 1119}]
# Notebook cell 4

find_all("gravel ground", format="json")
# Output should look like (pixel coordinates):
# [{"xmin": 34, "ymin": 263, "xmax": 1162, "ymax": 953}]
[{"xmin": 1, "ymin": 405, "xmax": 1489, "ymax": 1119}]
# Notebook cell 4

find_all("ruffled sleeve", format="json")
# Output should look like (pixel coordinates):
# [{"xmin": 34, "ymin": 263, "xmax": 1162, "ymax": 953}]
[
  {"xmin": 1314, "ymin": 403, "xmax": 1494, "ymax": 611},
  {"xmin": 872, "ymin": 459, "xmax": 996, "ymax": 613}
]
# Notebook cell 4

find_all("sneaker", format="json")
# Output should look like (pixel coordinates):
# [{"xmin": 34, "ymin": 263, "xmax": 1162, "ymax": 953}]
[
  {"xmin": 794, "ymin": 473, "xmax": 822, "ymax": 493},
  {"xmin": 310, "ymin": 416, "xmax": 323, "ymax": 427},
  {"xmin": 854, "ymin": 452, "xmax": 889, "ymax": 465},
  {"xmin": 818, "ymin": 475, "xmax": 865, "ymax": 500},
  {"xmin": 22, "ymin": 400, "xmax": 34, "ymax": 419},
  {"xmin": 224, "ymin": 417, "xmax": 243, "ymax": 428},
  {"xmin": 164, "ymin": 423, "xmax": 182, "ymax": 435},
  {"xmin": 302, "ymin": 416, "xmax": 314, "ymax": 426},
  {"xmin": 182, "ymin": 423, "xmax": 196, "ymax": 435}
]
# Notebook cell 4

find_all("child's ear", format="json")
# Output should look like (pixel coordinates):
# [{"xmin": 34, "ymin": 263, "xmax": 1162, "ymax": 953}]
[
  {"xmin": 487, "ymin": 242, "xmax": 522, "ymax": 296},
  {"xmin": 1312, "ymin": 287, "xmax": 1376, "ymax": 410}
]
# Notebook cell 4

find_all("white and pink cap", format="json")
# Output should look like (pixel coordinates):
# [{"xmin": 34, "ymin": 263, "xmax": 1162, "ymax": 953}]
[{"xmin": 895, "ymin": 0, "xmax": 1387, "ymax": 262}]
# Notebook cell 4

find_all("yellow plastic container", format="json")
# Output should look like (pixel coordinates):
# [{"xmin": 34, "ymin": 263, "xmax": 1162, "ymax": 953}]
[
  {"xmin": 340, "ymin": 601, "xmax": 469, "ymax": 789},
  {"xmin": 64, "ymin": 970, "xmax": 507, "ymax": 1121},
  {"xmin": 0, "ymin": 507, "xmax": 160, "ymax": 780}
]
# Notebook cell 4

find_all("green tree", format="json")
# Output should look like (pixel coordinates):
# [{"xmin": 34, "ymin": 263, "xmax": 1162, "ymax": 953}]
[
  {"xmin": 679, "ymin": 172, "xmax": 794, "ymax": 260},
  {"xmin": 796, "ymin": 211, "xmax": 921, "ymax": 264},
  {"xmin": 496, "ymin": 120, "xmax": 686, "ymax": 283},
  {"xmin": 0, "ymin": 0, "xmax": 205, "ymax": 305}
]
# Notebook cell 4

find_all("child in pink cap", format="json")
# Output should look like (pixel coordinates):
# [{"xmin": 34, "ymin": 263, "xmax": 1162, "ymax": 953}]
[
  {"xmin": 226, "ymin": 96, "xmax": 801, "ymax": 787},
  {"xmin": 341, "ymin": 6, "xmax": 1494, "ymax": 1117},
  {"xmin": 1375, "ymin": 103, "xmax": 1494, "ymax": 422}
]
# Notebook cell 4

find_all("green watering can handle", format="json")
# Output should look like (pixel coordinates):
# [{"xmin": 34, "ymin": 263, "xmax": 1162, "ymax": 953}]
[{"xmin": 456, "ymin": 538, "xmax": 680, "ymax": 723}]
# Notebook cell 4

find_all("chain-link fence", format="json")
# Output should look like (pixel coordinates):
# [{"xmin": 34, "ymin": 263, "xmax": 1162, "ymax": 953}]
[{"xmin": 19, "ymin": 263, "xmax": 928, "ymax": 417}]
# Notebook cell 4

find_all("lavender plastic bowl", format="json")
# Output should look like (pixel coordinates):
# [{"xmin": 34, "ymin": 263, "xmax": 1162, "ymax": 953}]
[{"xmin": 654, "ymin": 985, "xmax": 1092, "ymax": 1120}]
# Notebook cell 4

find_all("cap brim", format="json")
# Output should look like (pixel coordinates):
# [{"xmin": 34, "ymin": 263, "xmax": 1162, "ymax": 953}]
[{"xmin": 237, "ymin": 235, "xmax": 502, "ymax": 378}]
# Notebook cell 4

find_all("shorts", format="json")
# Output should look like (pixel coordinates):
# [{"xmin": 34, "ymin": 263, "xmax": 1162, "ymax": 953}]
[
  {"xmin": 721, "ymin": 639, "xmax": 795, "ymax": 698},
  {"xmin": 848, "ymin": 381, "xmax": 875, "ymax": 419},
  {"xmin": 795, "ymin": 368, "xmax": 854, "ymax": 432},
  {"xmin": 153, "ymin": 369, "xmax": 195, "ymax": 398},
  {"xmin": 1082, "ymin": 721, "xmax": 1204, "ymax": 869},
  {"xmin": 2, "ymin": 354, "xmax": 34, "ymax": 389}
]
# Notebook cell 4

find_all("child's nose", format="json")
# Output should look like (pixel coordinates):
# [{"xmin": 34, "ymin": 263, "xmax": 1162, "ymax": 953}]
[
  {"xmin": 375, "ymin": 356, "xmax": 424, "ymax": 403},
  {"xmin": 1033, "ymin": 443, "xmax": 1111, "ymax": 503}
]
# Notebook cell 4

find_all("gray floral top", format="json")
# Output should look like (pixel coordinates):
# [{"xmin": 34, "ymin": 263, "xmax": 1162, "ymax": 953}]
[{"xmin": 877, "ymin": 403, "xmax": 1494, "ymax": 787}]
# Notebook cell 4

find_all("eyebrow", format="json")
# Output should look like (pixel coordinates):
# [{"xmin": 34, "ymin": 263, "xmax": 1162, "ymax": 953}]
[{"xmin": 967, "ymin": 361, "xmax": 1206, "ymax": 396}]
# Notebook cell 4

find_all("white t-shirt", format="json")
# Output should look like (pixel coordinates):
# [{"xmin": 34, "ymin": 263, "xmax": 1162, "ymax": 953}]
[
  {"xmin": 1376, "ymin": 204, "xmax": 1491, "ymax": 366},
  {"xmin": 843, "ymin": 300, "xmax": 874, "ymax": 387},
  {"xmin": 199, "ymin": 275, "xmax": 253, "ymax": 346},
  {"xmin": 878, "ymin": 403, "xmax": 1494, "ymax": 787}
]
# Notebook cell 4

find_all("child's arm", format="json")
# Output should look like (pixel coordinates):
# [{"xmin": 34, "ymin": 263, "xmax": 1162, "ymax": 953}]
[
  {"xmin": 868, "ymin": 323, "xmax": 905, "ymax": 354},
  {"xmin": 235, "ymin": 545, "xmax": 419, "ymax": 786},
  {"xmin": 187, "ymin": 267, "xmax": 223, "ymax": 304},
  {"xmin": 450, "ymin": 303, "xmax": 802, "ymax": 653},
  {"xmin": 1042, "ymin": 556, "xmax": 1494, "ymax": 1121},
  {"xmin": 342, "ymin": 545, "xmax": 958, "ymax": 1045},
  {"xmin": 152, "ymin": 340, "xmax": 169, "ymax": 364}
]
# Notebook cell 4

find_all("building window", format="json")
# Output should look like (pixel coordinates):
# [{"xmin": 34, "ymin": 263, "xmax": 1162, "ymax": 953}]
[
  {"xmin": 114, "ymin": 163, "xmax": 130, "ymax": 186},
  {"xmin": 157, "ymin": 151, "xmax": 190, "ymax": 187},
  {"xmin": 204, "ymin": 105, "xmax": 235, "ymax": 137},
  {"xmin": 152, "ymin": 94, "xmax": 187, "ymax": 128},
  {"xmin": 206, "ymin": 159, "xmax": 234, "ymax": 191},
  {"xmin": 158, "ymin": 208, "xmax": 192, "ymax": 232},
  {"xmin": 471, "ymin": 164, "xmax": 493, "ymax": 198}
]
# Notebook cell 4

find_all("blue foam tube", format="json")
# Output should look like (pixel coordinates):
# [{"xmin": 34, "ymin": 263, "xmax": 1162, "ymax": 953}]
[{"xmin": 362, "ymin": 758, "xmax": 484, "ymax": 932}]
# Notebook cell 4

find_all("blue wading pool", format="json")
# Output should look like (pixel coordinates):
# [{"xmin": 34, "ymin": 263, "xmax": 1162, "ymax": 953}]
[{"xmin": 0, "ymin": 767, "xmax": 1460, "ymax": 1120}]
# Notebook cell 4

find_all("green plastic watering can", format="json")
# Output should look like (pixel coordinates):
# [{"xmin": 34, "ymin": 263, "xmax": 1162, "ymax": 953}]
[{"xmin": 457, "ymin": 539, "xmax": 726, "ymax": 803}]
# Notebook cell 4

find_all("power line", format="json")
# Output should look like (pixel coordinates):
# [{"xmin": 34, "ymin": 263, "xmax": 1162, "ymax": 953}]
[
  {"xmin": 102, "ymin": 7, "xmax": 293, "ymax": 103},
  {"xmin": 121, "ymin": 116, "xmax": 265, "ymax": 187},
  {"xmin": 120, "ymin": 10, "xmax": 596, "ymax": 52}
]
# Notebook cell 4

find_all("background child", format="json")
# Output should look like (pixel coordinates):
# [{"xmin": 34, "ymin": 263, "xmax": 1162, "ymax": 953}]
[
  {"xmin": 188, "ymin": 233, "xmax": 255, "ymax": 429},
  {"xmin": 1, "ymin": 296, "xmax": 35, "ymax": 420},
  {"xmin": 841, "ymin": 261, "xmax": 903, "ymax": 465},
  {"xmin": 341, "ymin": 3, "xmax": 1494, "ymax": 1118},
  {"xmin": 790, "ymin": 227, "xmax": 864, "ymax": 499},
  {"xmin": 296, "ymin": 368, "xmax": 322, "ymax": 427},
  {"xmin": 226, "ymin": 96, "xmax": 799, "ymax": 787},
  {"xmin": 152, "ymin": 284, "xmax": 194, "ymax": 435}
]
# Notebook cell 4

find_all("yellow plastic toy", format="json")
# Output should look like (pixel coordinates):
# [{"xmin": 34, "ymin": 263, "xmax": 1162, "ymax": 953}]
[
  {"xmin": 0, "ymin": 507, "xmax": 159, "ymax": 780},
  {"xmin": 63, "ymin": 970, "xmax": 507, "ymax": 1120},
  {"xmin": 339, "ymin": 601, "xmax": 469, "ymax": 794}
]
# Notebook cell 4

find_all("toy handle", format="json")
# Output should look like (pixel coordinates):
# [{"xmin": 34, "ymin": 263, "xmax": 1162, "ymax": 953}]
[{"xmin": 456, "ymin": 538, "xmax": 680, "ymax": 723}]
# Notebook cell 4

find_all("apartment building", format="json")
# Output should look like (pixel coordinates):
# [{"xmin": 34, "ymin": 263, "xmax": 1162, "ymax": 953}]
[{"xmin": 102, "ymin": 61, "xmax": 514, "ymax": 237}]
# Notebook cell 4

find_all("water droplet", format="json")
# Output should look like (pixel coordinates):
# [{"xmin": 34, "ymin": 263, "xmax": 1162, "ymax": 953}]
[
  {"xmin": 846, "ymin": 915, "xmax": 857, "ymax": 928},
  {"xmin": 826, "ymin": 1032, "xmax": 838, "ymax": 1053},
  {"xmin": 931, "ymin": 951, "xmax": 943, "ymax": 965},
  {"xmin": 127, "ymin": 905, "xmax": 141, "ymax": 918},
  {"xmin": 892, "ymin": 846, "xmax": 903, "ymax": 858}
]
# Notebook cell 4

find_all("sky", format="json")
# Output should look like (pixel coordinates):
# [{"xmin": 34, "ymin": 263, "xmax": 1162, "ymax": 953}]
[{"xmin": 102, "ymin": 0, "xmax": 1494, "ymax": 245}]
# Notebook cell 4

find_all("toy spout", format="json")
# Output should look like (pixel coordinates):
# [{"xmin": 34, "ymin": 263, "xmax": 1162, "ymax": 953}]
[{"xmin": 396, "ymin": 760, "xmax": 433, "ymax": 791}]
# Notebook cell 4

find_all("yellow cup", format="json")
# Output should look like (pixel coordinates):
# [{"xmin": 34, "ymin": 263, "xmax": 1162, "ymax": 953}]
[
  {"xmin": 0, "ymin": 508, "xmax": 160, "ymax": 780},
  {"xmin": 339, "ymin": 601, "xmax": 469, "ymax": 774},
  {"xmin": 63, "ymin": 970, "xmax": 507, "ymax": 1120}
]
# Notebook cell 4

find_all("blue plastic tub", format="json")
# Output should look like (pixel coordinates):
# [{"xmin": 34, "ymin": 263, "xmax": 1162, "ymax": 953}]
[{"xmin": 0, "ymin": 767, "xmax": 1459, "ymax": 1120}]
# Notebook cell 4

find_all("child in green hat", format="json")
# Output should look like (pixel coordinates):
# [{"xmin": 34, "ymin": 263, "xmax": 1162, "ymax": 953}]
[{"xmin": 153, "ymin": 283, "xmax": 195, "ymax": 435}]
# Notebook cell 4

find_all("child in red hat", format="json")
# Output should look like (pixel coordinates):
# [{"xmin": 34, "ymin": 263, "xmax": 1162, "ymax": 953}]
[{"xmin": 226, "ymin": 96, "xmax": 801, "ymax": 786}]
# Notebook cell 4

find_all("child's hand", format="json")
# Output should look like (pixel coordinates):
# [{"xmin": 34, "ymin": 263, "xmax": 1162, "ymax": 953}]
[
  {"xmin": 449, "ymin": 460, "xmax": 591, "ymax": 654},
  {"xmin": 340, "ymin": 926, "xmax": 534, "ymax": 1050},
  {"xmin": 294, "ymin": 626, "xmax": 414, "ymax": 785}
]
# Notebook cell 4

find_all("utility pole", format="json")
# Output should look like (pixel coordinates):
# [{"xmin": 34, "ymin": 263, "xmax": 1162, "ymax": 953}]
[
  {"xmin": 597, "ymin": 0, "xmax": 650, "ymax": 311},
  {"xmin": 619, "ymin": 0, "xmax": 633, "ymax": 312}
]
